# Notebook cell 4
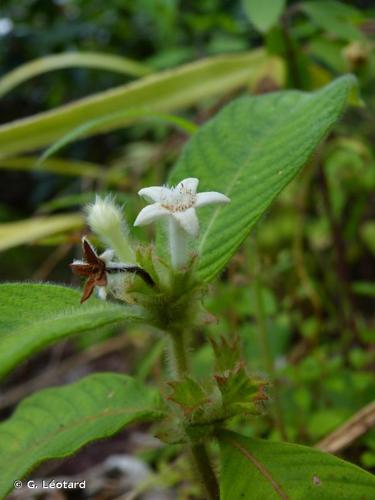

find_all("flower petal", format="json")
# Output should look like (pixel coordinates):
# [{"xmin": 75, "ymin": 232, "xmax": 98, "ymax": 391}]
[
  {"xmin": 97, "ymin": 286, "xmax": 107, "ymax": 301},
  {"xmin": 82, "ymin": 237, "xmax": 99, "ymax": 265},
  {"xmin": 176, "ymin": 177, "xmax": 199, "ymax": 194},
  {"xmin": 80, "ymin": 278, "xmax": 96, "ymax": 303},
  {"xmin": 70, "ymin": 262, "xmax": 94, "ymax": 277},
  {"xmin": 195, "ymin": 191, "xmax": 230, "ymax": 208},
  {"xmin": 138, "ymin": 186, "xmax": 165, "ymax": 203},
  {"xmin": 173, "ymin": 207, "xmax": 199, "ymax": 236},
  {"xmin": 134, "ymin": 203, "xmax": 170, "ymax": 226},
  {"xmin": 99, "ymin": 249, "xmax": 115, "ymax": 264}
]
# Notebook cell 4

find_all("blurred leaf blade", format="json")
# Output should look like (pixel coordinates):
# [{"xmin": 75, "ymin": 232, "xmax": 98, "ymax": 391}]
[
  {"xmin": 167, "ymin": 75, "xmax": 357, "ymax": 282},
  {"xmin": 243, "ymin": 0, "xmax": 286, "ymax": 33},
  {"xmin": 0, "ymin": 156, "xmax": 104, "ymax": 178},
  {"xmin": 219, "ymin": 431, "xmax": 375, "ymax": 499},
  {"xmin": 0, "ymin": 213, "xmax": 84, "ymax": 252},
  {"xmin": 39, "ymin": 110, "xmax": 198, "ymax": 165},
  {"xmin": 0, "ymin": 51, "xmax": 152, "ymax": 98},
  {"xmin": 0, "ymin": 373, "xmax": 165, "ymax": 497},
  {"xmin": 0, "ymin": 50, "xmax": 282, "ymax": 157},
  {"xmin": 0, "ymin": 283, "xmax": 147, "ymax": 379},
  {"xmin": 301, "ymin": 1, "xmax": 365, "ymax": 41}
]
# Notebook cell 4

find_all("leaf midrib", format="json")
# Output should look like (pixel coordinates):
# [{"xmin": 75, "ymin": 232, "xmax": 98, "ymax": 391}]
[
  {"xmin": 225, "ymin": 434, "xmax": 289, "ymax": 499},
  {"xmin": 2, "ymin": 405, "xmax": 164, "ymax": 475},
  {"xmin": 197, "ymin": 92, "xmax": 309, "ymax": 256},
  {"xmin": 197, "ymin": 78, "xmax": 351, "ymax": 273}
]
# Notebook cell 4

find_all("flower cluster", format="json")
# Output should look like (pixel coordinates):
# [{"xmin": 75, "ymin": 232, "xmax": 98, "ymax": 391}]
[{"xmin": 71, "ymin": 178, "xmax": 230, "ymax": 302}]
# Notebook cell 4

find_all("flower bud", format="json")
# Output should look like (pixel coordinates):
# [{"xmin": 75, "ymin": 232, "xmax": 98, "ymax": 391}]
[{"xmin": 86, "ymin": 195, "xmax": 135, "ymax": 263}]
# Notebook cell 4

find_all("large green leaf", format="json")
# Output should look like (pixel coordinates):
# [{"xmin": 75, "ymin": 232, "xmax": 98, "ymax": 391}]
[
  {"xmin": 0, "ymin": 213, "xmax": 83, "ymax": 252},
  {"xmin": 0, "ymin": 373, "xmax": 165, "ymax": 498},
  {"xmin": 219, "ymin": 431, "xmax": 375, "ymax": 499},
  {"xmin": 243, "ymin": 0, "xmax": 286, "ymax": 33},
  {"xmin": 167, "ymin": 75, "xmax": 357, "ymax": 282},
  {"xmin": 0, "ymin": 50, "xmax": 282, "ymax": 157},
  {"xmin": 0, "ymin": 284, "xmax": 146, "ymax": 379},
  {"xmin": 0, "ymin": 51, "xmax": 152, "ymax": 98}
]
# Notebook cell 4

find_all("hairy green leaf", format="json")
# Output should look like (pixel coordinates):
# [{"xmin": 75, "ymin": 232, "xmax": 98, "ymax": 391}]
[
  {"xmin": 167, "ymin": 75, "xmax": 357, "ymax": 282},
  {"xmin": 219, "ymin": 431, "xmax": 375, "ymax": 499},
  {"xmin": 0, "ymin": 51, "xmax": 152, "ymax": 98},
  {"xmin": 0, "ymin": 50, "xmax": 281, "ymax": 157},
  {"xmin": 0, "ymin": 373, "xmax": 165, "ymax": 497},
  {"xmin": 243, "ymin": 0, "xmax": 286, "ymax": 33},
  {"xmin": 0, "ymin": 284, "xmax": 146, "ymax": 379},
  {"xmin": 0, "ymin": 214, "xmax": 83, "ymax": 252}
]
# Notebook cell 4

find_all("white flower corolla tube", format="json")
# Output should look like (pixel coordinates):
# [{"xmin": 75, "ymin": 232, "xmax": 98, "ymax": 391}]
[
  {"xmin": 86, "ymin": 195, "xmax": 135, "ymax": 263},
  {"xmin": 134, "ymin": 177, "xmax": 230, "ymax": 269}
]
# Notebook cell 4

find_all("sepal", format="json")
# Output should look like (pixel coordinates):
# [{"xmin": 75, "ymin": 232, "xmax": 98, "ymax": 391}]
[
  {"xmin": 215, "ymin": 364, "xmax": 268, "ymax": 417},
  {"xmin": 130, "ymin": 245, "xmax": 204, "ymax": 333},
  {"xmin": 168, "ymin": 376, "xmax": 209, "ymax": 414},
  {"xmin": 210, "ymin": 335, "xmax": 240, "ymax": 373}
]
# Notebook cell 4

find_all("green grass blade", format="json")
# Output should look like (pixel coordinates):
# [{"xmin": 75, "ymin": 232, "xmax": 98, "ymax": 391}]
[
  {"xmin": 0, "ymin": 51, "xmax": 152, "ymax": 98},
  {"xmin": 0, "ymin": 213, "xmax": 83, "ymax": 252},
  {"xmin": 0, "ymin": 50, "xmax": 281, "ymax": 157},
  {"xmin": 39, "ymin": 110, "xmax": 198, "ymax": 165},
  {"xmin": 0, "ymin": 156, "xmax": 104, "ymax": 178}
]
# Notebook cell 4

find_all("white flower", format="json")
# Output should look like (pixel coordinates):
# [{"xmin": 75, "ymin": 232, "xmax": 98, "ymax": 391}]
[
  {"xmin": 134, "ymin": 177, "xmax": 230, "ymax": 237},
  {"xmin": 86, "ymin": 195, "xmax": 135, "ymax": 263},
  {"xmin": 134, "ymin": 177, "xmax": 230, "ymax": 269}
]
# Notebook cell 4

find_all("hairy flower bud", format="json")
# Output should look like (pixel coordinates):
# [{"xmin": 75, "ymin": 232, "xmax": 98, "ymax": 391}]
[{"xmin": 86, "ymin": 195, "xmax": 135, "ymax": 263}]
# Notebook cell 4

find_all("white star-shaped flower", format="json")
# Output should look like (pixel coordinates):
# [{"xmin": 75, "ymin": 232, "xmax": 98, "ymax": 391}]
[{"xmin": 134, "ymin": 177, "xmax": 230, "ymax": 237}]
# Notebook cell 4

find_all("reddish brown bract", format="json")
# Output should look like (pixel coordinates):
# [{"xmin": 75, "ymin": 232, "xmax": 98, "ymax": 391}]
[{"xmin": 70, "ymin": 238, "xmax": 107, "ymax": 303}]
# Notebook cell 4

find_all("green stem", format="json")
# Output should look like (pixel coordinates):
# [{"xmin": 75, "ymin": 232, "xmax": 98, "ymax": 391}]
[
  {"xmin": 190, "ymin": 443, "xmax": 220, "ymax": 500},
  {"xmin": 253, "ymin": 243, "xmax": 288, "ymax": 442},
  {"xmin": 170, "ymin": 331, "xmax": 189, "ymax": 375},
  {"xmin": 169, "ymin": 331, "xmax": 219, "ymax": 499}
]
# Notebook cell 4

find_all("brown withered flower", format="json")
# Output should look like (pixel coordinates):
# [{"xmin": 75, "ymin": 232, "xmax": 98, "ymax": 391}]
[
  {"xmin": 71, "ymin": 236, "xmax": 155, "ymax": 303},
  {"xmin": 70, "ymin": 237, "xmax": 107, "ymax": 303}
]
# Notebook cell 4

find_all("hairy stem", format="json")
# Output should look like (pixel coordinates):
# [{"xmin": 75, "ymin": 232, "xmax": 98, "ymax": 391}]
[
  {"xmin": 190, "ymin": 443, "xmax": 220, "ymax": 500},
  {"xmin": 170, "ymin": 331, "xmax": 189, "ymax": 375},
  {"xmin": 253, "ymin": 242, "xmax": 288, "ymax": 441},
  {"xmin": 169, "ymin": 331, "xmax": 219, "ymax": 499}
]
